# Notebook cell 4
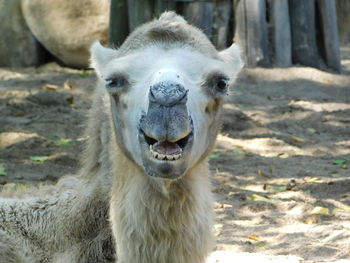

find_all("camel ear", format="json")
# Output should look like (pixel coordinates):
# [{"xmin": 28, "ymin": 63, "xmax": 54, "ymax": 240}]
[
  {"xmin": 90, "ymin": 41, "xmax": 118, "ymax": 76},
  {"xmin": 219, "ymin": 43, "xmax": 244, "ymax": 73}
]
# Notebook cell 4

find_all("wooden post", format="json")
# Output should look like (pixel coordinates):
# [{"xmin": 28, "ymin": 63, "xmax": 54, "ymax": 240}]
[
  {"xmin": 336, "ymin": 0, "xmax": 350, "ymax": 42},
  {"xmin": 289, "ymin": 0, "xmax": 320, "ymax": 68},
  {"xmin": 270, "ymin": 0, "xmax": 292, "ymax": 67},
  {"xmin": 182, "ymin": 1, "xmax": 214, "ymax": 40},
  {"xmin": 234, "ymin": 0, "xmax": 269, "ymax": 67},
  {"xmin": 317, "ymin": 0, "xmax": 341, "ymax": 72},
  {"xmin": 109, "ymin": 0, "xmax": 129, "ymax": 47},
  {"xmin": 155, "ymin": 0, "xmax": 176, "ymax": 16},
  {"xmin": 212, "ymin": 0, "xmax": 231, "ymax": 49},
  {"xmin": 127, "ymin": 0, "xmax": 152, "ymax": 31}
]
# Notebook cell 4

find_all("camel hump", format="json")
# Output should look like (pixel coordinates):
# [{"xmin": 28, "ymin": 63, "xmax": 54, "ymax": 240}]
[{"xmin": 158, "ymin": 11, "xmax": 187, "ymax": 24}]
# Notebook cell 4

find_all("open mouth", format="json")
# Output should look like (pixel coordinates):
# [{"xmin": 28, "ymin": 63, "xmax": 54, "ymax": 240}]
[
  {"xmin": 142, "ymin": 131, "xmax": 192, "ymax": 161},
  {"xmin": 137, "ymin": 113, "xmax": 194, "ymax": 179}
]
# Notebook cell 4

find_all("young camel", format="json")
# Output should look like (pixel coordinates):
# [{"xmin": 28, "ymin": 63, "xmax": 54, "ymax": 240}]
[
  {"xmin": 0, "ymin": 12, "xmax": 242, "ymax": 263},
  {"xmin": 92, "ymin": 12, "xmax": 242, "ymax": 263}
]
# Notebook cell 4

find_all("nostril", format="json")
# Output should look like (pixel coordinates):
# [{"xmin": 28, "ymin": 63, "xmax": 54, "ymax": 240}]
[
  {"xmin": 149, "ymin": 81, "xmax": 187, "ymax": 106},
  {"xmin": 149, "ymin": 89, "xmax": 156, "ymax": 102},
  {"xmin": 179, "ymin": 89, "xmax": 188, "ymax": 104}
]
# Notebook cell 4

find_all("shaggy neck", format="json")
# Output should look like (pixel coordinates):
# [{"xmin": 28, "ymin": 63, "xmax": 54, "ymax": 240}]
[{"xmin": 109, "ymin": 141, "xmax": 213, "ymax": 263}]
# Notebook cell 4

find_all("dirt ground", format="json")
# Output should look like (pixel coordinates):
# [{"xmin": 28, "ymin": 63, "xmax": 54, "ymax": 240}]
[{"xmin": 0, "ymin": 47, "xmax": 350, "ymax": 263}]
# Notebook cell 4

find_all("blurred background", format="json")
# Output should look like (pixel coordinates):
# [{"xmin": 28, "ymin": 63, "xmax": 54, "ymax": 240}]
[{"xmin": 1, "ymin": 0, "xmax": 350, "ymax": 72}]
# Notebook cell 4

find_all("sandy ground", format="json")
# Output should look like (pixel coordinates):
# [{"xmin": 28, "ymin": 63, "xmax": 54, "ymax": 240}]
[{"xmin": 0, "ymin": 47, "xmax": 350, "ymax": 262}]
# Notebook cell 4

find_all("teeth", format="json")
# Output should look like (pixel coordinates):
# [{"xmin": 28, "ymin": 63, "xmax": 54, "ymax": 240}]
[{"xmin": 149, "ymin": 145, "xmax": 182, "ymax": 161}]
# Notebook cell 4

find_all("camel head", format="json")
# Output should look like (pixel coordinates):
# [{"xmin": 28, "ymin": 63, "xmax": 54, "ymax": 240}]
[{"xmin": 91, "ymin": 12, "xmax": 242, "ymax": 180}]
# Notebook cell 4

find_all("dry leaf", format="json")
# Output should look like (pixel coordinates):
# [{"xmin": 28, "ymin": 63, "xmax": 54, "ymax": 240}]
[
  {"xmin": 256, "ymin": 242, "xmax": 267, "ymax": 248},
  {"xmin": 66, "ymin": 96, "xmax": 74, "ymax": 104},
  {"xmin": 248, "ymin": 235, "xmax": 262, "ymax": 242},
  {"xmin": 290, "ymin": 135, "xmax": 307, "ymax": 143},
  {"xmin": 51, "ymin": 138, "xmax": 73, "ymax": 146},
  {"xmin": 304, "ymin": 215, "xmax": 318, "ymax": 224},
  {"xmin": 273, "ymin": 185, "xmax": 288, "ymax": 193},
  {"xmin": 214, "ymin": 224, "xmax": 223, "ymax": 236},
  {"xmin": 304, "ymin": 177, "xmax": 324, "ymax": 183},
  {"xmin": 63, "ymin": 80, "xmax": 75, "ymax": 90},
  {"xmin": 210, "ymin": 153, "xmax": 220, "ymax": 159},
  {"xmin": 42, "ymin": 84, "xmax": 59, "ymax": 91},
  {"xmin": 343, "ymin": 205, "xmax": 350, "ymax": 211},
  {"xmin": 257, "ymin": 169, "xmax": 264, "ymax": 177},
  {"xmin": 332, "ymin": 208, "xmax": 347, "ymax": 214},
  {"xmin": 307, "ymin": 128, "xmax": 318, "ymax": 134},
  {"xmin": 333, "ymin": 206, "xmax": 350, "ymax": 214},
  {"xmin": 311, "ymin": 206, "xmax": 329, "ymax": 215},
  {"xmin": 278, "ymin": 153, "xmax": 289, "ymax": 159},
  {"xmin": 29, "ymin": 156, "xmax": 49, "ymax": 162},
  {"xmin": 332, "ymin": 159, "xmax": 346, "ymax": 165},
  {"xmin": 0, "ymin": 164, "xmax": 7, "ymax": 176},
  {"xmin": 217, "ymin": 203, "xmax": 233, "ymax": 209},
  {"xmin": 214, "ymin": 224, "xmax": 224, "ymax": 230}
]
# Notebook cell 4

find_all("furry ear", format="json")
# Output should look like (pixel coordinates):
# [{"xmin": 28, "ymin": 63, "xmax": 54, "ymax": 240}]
[
  {"xmin": 90, "ymin": 41, "xmax": 118, "ymax": 76},
  {"xmin": 219, "ymin": 44, "xmax": 244, "ymax": 73}
]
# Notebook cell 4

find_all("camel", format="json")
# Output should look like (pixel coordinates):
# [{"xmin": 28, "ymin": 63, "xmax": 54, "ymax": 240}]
[{"xmin": 0, "ymin": 12, "xmax": 242, "ymax": 263}]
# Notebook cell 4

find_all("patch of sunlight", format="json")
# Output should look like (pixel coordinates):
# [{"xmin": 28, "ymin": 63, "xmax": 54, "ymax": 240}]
[
  {"xmin": 327, "ymin": 260, "xmax": 350, "ymax": 263},
  {"xmin": 342, "ymin": 222, "xmax": 350, "ymax": 230},
  {"xmin": 306, "ymin": 145, "xmax": 350, "ymax": 156},
  {"xmin": 232, "ymin": 220, "xmax": 258, "ymax": 226},
  {"xmin": 279, "ymin": 224, "xmax": 314, "ymax": 234},
  {"xmin": 285, "ymin": 204, "xmax": 304, "ymax": 216},
  {"xmin": 335, "ymin": 140, "xmax": 350, "ymax": 147},
  {"xmin": 0, "ymin": 132, "xmax": 38, "ymax": 148},
  {"xmin": 289, "ymin": 100, "xmax": 350, "ymax": 113},
  {"xmin": 222, "ymin": 104, "xmax": 239, "ymax": 110},
  {"xmin": 272, "ymin": 191, "xmax": 313, "ymax": 200},
  {"xmin": 217, "ymin": 134, "xmax": 308, "ymax": 157},
  {"xmin": 246, "ymin": 67, "xmax": 350, "ymax": 87},
  {"xmin": 0, "ymin": 90, "xmax": 32, "ymax": 99},
  {"xmin": 207, "ymin": 251, "xmax": 302, "ymax": 263},
  {"xmin": 0, "ymin": 69, "xmax": 27, "ymax": 81},
  {"xmin": 325, "ymin": 120, "xmax": 349, "ymax": 128}
]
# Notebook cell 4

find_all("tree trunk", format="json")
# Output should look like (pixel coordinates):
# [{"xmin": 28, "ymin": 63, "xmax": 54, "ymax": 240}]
[
  {"xmin": 212, "ymin": 0, "xmax": 232, "ymax": 49},
  {"xmin": 235, "ymin": 0, "xmax": 269, "ymax": 67},
  {"xmin": 317, "ymin": 0, "xmax": 341, "ymax": 72},
  {"xmin": 127, "ymin": 0, "xmax": 152, "ymax": 31},
  {"xmin": 270, "ymin": 0, "xmax": 292, "ymax": 67},
  {"xmin": 109, "ymin": 0, "xmax": 129, "ymax": 47},
  {"xmin": 183, "ymin": 1, "xmax": 214, "ymax": 40},
  {"xmin": 154, "ymin": 0, "xmax": 176, "ymax": 16},
  {"xmin": 289, "ymin": 0, "xmax": 320, "ymax": 68}
]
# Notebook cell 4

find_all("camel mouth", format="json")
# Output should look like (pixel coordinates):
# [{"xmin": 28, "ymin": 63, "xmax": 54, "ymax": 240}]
[
  {"xmin": 138, "ymin": 114, "xmax": 194, "ymax": 179},
  {"xmin": 142, "ymin": 131, "xmax": 193, "ymax": 162}
]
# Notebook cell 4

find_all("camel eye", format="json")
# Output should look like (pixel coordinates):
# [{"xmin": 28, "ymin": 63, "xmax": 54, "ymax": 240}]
[
  {"xmin": 211, "ymin": 74, "xmax": 229, "ymax": 96},
  {"xmin": 203, "ymin": 72, "xmax": 230, "ymax": 98},
  {"xmin": 215, "ymin": 77, "xmax": 229, "ymax": 92},
  {"xmin": 105, "ymin": 75, "xmax": 128, "ymax": 93}
]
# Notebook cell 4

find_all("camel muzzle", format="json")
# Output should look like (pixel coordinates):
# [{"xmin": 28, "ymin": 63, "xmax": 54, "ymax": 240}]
[
  {"xmin": 137, "ymin": 70, "xmax": 194, "ymax": 178},
  {"xmin": 140, "ymin": 79, "xmax": 192, "ymax": 144}
]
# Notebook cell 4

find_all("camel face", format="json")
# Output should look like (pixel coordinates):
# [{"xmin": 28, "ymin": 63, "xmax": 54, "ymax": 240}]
[{"xmin": 91, "ymin": 15, "xmax": 242, "ymax": 180}]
